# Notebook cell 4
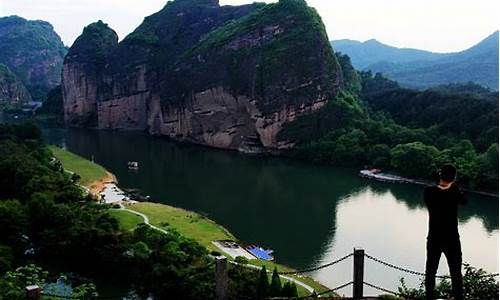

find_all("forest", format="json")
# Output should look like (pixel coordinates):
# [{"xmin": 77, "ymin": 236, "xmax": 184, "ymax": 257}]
[{"xmin": 281, "ymin": 54, "xmax": 499, "ymax": 192}]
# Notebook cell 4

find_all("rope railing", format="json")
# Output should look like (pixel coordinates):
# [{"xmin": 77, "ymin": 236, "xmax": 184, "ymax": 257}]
[{"xmin": 278, "ymin": 253, "xmax": 353, "ymax": 275}]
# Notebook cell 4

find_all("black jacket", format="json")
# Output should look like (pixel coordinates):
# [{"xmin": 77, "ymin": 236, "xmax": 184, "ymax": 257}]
[{"xmin": 424, "ymin": 183, "xmax": 466, "ymax": 240}]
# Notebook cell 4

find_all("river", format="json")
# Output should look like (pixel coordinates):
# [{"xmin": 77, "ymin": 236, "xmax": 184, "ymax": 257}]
[{"xmin": 42, "ymin": 127, "xmax": 498, "ymax": 296}]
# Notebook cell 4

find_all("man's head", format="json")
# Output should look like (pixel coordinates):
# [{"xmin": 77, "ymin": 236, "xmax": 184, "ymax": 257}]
[{"xmin": 439, "ymin": 164, "xmax": 457, "ymax": 183}]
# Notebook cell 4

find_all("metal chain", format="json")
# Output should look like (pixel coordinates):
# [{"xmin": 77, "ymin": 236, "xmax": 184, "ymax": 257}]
[
  {"xmin": 363, "ymin": 281, "xmax": 401, "ymax": 296},
  {"xmin": 279, "ymin": 253, "xmax": 353, "ymax": 275},
  {"xmin": 365, "ymin": 253, "xmax": 500, "ymax": 279},
  {"xmin": 364, "ymin": 253, "xmax": 446, "ymax": 278}
]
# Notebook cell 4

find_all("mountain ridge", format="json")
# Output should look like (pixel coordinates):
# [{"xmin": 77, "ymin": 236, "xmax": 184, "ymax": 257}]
[{"xmin": 332, "ymin": 31, "xmax": 499, "ymax": 90}]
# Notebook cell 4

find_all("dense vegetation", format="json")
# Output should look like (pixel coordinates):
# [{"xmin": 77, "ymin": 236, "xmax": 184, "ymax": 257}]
[
  {"xmin": 35, "ymin": 86, "xmax": 64, "ymax": 125},
  {"xmin": 399, "ymin": 264, "xmax": 498, "ymax": 299},
  {"xmin": 333, "ymin": 31, "xmax": 499, "ymax": 90},
  {"xmin": 281, "ymin": 70, "xmax": 498, "ymax": 192},
  {"xmin": 0, "ymin": 123, "xmax": 296, "ymax": 299}
]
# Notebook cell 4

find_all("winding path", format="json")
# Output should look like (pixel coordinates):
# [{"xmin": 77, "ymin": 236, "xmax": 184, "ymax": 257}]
[{"xmin": 115, "ymin": 207, "xmax": 169, "ymax": 235}]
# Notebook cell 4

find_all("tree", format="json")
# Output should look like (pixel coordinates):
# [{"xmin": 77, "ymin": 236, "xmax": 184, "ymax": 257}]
[
  {"xmin": 282, "ymin": 281, "xmax": 298, "ymax": 297},
  {"xmin": 256, "ymin": 266, "xmax": 269, "ymax": 299},
  {"xmin": 390, "ymin": 142, "xmax": 440, "ymax": 178},
  {"xmin": 269, "ymin": 267, "xmax": 282, "ymax": 297}
]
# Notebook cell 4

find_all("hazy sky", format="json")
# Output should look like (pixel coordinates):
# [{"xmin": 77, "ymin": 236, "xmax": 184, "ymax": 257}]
[{"xmin": 0, "ymin": 0, "xmax": 498, "ymax": 53}]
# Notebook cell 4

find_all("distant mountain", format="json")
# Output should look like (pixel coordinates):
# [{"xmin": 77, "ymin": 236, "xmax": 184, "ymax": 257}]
[
  {"xmin": 0, "ymin": 16, "xmax": 67, "ymax": 100},
  {"xmin": 332, "ymin": 39, "xmax": 449, "ymax": 70},
  {"xmin": 332, "ymin": 31, "xmax": 499, "ymax": 90}
]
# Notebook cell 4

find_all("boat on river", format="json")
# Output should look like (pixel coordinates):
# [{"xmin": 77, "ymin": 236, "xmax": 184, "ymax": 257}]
[{"xmin": 359, "ymin": 169, "xmax": 408, "ymax": 183}]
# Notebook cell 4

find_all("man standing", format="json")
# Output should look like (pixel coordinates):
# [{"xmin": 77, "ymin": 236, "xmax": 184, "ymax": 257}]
[{"xmin": 424, "ymin": 164, "xmax": 466, "ymax": 300}]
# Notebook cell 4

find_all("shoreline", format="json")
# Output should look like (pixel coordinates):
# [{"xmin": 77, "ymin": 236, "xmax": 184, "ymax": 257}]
[
  {"xmin": 359, "ymin": 169, "xmax": 498, "ymax": 198},
  {"xmin": 88, "ymin": 171, "xmax": 116, "ymax": 196}
]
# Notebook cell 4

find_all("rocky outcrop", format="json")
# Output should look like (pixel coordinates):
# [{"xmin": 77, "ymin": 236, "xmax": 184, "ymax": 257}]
[
  {"xmin": 63, "ymin": 0, "xmax": 344, "ymax": 152},
  {"xmin": 0, "ymin": 16, "xmax": 67, "ymax": 99},
  {"xmin": 0, "ymin": 64, "xmax": 31, "ymax": 106}
]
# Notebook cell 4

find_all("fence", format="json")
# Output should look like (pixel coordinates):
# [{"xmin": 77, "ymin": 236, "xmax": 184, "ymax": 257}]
[{"xmin": 26, "ymin": 248, "xmax": 499, "ymax": 300}]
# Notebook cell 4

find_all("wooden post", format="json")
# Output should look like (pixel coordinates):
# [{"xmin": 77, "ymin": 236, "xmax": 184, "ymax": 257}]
[
  {"xmin": 353, "ymin": 248, "xmax": 364, "ymax": 300},
  {"xmin": 215, "ymin": 256, "xmax": 228, "ymax": 300},
  {"xmin": 26, "ymin": 285, "xmax": 42, "ymax": 299}
]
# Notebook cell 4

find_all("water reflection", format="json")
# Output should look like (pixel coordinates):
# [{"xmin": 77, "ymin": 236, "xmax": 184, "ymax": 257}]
[{"xmin": 312, "ymin": 187, "xmax": 498, "ymax": 296}]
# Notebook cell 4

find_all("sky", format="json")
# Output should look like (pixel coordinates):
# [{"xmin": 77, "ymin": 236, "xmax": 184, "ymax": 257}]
[{"xmin": 0, "ymin": 0, "xmax": 498, "ymax": 53}]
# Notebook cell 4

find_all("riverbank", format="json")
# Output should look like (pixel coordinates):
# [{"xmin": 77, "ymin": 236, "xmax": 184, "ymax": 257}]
[
  {"xmin": 50, "ymin": 146, "xmax": 335, "ymax": 296},
  {"xmin": 49, "ymin": 145, "xmax": 115, "ymax": 195}
]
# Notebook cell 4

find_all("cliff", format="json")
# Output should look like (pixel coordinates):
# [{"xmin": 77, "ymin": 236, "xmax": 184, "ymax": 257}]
[
  {"xmin": 0, "ymin": 16, "xmax": 67, "ymax": 100},
  {"xmin": 63, "ymin": 0, "xmax": 343, "ymax": 152},
  {"xmin": 0, "ymin": 64, "xmax": 31, "ymax": 106}
]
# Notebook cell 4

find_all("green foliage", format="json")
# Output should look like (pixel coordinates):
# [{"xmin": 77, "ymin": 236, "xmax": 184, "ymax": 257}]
[
  {"xmin": 257, "ymin": 266, "xmax": 269, "ymax": 299},
  {"xmin": 36, "ymin": 85, "xmax": 63, "ymax": 124},
  {"xmin": 234, "ymin": 256, "xmax": 249, "ymax": 264},
  {"xmin": 362, "ymin": 75, "xmax": 499, "ymax": 151},
  {"xmin": 66, "ymin": 20, "xmax": 118, "ymax": 67},
  {"xmin": 0, "ymin": 264, "xmax": 48, "ymax": 298},
  {"xmin": 398, "ymin": 264, "xmax": 499, "ymax": 300},
  {"xmin": 71, "ymin": 283, "xmax": 98, "ymax": 298},
  {"xmin": 269, "ymin": 267, "xmax": 282, "ymax": 296},
  {"xmin": 390, "ymin": 142, "xmax": 440, "ymax": 178},
  {"xmin": 286, "ymin": 71, "xmax": 499, "ymax": 191},
  {"xmin": 281, "ymin": 281, "xmax": 299, "ymax": 297},
  {"xmin": 336, "ymin": 52, "xmax": 362, "ymax": 94}
]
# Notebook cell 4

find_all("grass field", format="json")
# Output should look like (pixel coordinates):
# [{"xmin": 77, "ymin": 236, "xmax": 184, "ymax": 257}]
[
  {"xmin": 127, "ymin": 202, "xmax": 235, "ymax": 252},
  {"xmin": 109, "ymin": 210, "xmax": 144, "ymax": 232},
  {"xmin": 49, "ymin": 145, "xmax": 108, "ymax": 187}
]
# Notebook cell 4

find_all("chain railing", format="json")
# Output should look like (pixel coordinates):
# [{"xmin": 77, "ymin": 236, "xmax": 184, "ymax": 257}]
[
  {"xmin": 365, "ymin": 252, "xmax": 500, "ymax": 279},
  {"xmin": 30, "ymin": 248, "xmax": 499, "ymax": 300},
  {"xmin": 278, "ymin": 253, "xmax": 353, "ymax": 275}
]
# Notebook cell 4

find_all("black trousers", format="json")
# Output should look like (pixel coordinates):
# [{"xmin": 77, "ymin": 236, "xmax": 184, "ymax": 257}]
[{"xmin": 425, "ymin": 236, "xmax": 463, "ymax": 300}]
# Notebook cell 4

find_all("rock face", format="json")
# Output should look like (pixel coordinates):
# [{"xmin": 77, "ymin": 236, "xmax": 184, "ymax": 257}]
[
  {"xmin": 63, "ymin": 0, "xmax": 343, "ymax": 151},
  {"xmin": 0, "ymin": 16, "xmax": 67, "ymax": 100},
  {"xmin": 0, "ymin": 64, "xmax": 31, "ymax": 106}
]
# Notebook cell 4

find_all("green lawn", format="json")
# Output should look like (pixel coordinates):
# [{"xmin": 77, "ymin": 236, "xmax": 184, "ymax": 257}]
[
  {"xmin": 109, "ymin": 209, "xmax": 144, "ymax": 232},
  {"xmin": 127, "ymin": 202, "xmax": 235, "ymax": 252},
  {"xmin": 49, "ymin": 145, "xmax": 108, "ymax": 187}
]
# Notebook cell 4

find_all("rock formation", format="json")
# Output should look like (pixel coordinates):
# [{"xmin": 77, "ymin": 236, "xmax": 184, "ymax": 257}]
[{"xmin": 63, "ymin": 0, "xmax": 344, "ymax": 152}]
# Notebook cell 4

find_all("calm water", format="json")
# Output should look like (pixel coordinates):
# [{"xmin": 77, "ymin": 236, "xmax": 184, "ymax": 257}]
[{"xmin": 43, "ymin": 127, "xmax": 498, "ymax": 296}]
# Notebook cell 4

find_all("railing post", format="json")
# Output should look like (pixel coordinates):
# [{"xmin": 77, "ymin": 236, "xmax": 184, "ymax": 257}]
[
  {"xmin": 215, "ymin": 256, "xmax": 228, "ymax": 300},
  {"xmin": 26, "ymin": 285, "xmax": 42, "ymax": 299},
  {"xmin": 353, "ymin": 248, "xmax": 364, "ymax": 300}
]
